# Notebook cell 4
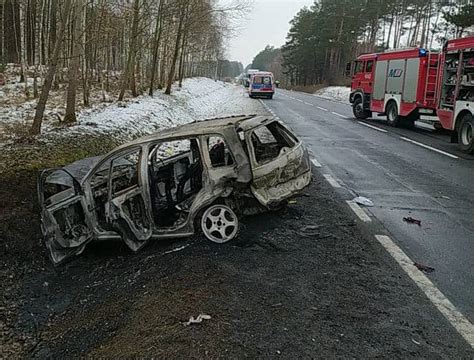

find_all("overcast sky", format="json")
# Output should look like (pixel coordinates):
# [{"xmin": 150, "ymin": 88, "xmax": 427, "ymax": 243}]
[{"xmin": 227, "ymin": 0, "xmax": 314, "ymax": 67}]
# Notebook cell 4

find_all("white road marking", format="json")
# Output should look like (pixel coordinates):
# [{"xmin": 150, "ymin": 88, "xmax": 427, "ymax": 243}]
[
  {"xmin": 259, "ymin": 99, "xmax": 273, "ymax": 116},
  {"xmin": 311, "ymin": 158, "xmax": 322, "ymax": 168},
  {"xmin": 400, "ymin": 137, "xmax": 459, "ymax": 159},
  {"xmin": 317, "ymin": 106, "xmax": 328, "ymax": 112},
  {"xmin": 331, "ymin": 111, "xmax": 349, "ymax": 119},
  {"xmin": 346, "ymin": 201, "xmax": 372, "ymax": 222},
  {"xmin": 296, "ymin": 99, "xmax": 304, "ymax": 103},
  {"xmin": 375, "ymin": 235, "xmax": 474, "ymax": 348},
  {"xmin": 304, "ymin": 102, "xmax": 314, "ymax": 106},
  {"xmin": 357, "ymin": 121, "xmax": 388, "ymax": 133},
  {"xmin": 323, "ymin": 174, "xmax": 341, "ymax": 188}
]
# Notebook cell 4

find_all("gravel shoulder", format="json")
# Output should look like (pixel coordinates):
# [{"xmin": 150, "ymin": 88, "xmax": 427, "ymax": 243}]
[{"xmin": 1, "ymin": 166, "xmax": 472, "ymax": 358}]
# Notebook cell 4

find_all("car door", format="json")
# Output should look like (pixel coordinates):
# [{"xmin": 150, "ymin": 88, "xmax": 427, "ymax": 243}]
[
  {"xmin": 105, "ymin": 147, "xmax": 153, "ymax": 252},
  {"xmin": 246, "ymin": 121, "xmax": 311, "ymax": 208},
  {"xmin": 38, "ymin": 169, "xmax": 92, "ymax": 264}
]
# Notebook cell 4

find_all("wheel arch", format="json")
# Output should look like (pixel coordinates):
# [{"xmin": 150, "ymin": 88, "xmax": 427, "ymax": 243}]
[
  {"xmin": 351, "ymin": 90, "xmax": 364, "ymax": 104},
  {"xmin": 454, "ymin": 109, "xmax": 473, "ymax": 131},
  {"xmin": 385, "ymin": 98, "xmax": 398, "ymax": 113}
]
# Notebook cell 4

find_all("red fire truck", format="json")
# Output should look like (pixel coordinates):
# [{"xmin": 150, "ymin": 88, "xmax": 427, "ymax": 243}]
[
  {"xmin": 436, "ymin": 36, "xmax": 474, "ymax": 153},
  {"xmin": 350, "ymin": 48, "xmax": 439, "ymax": 126},
  {"xmin": 350, "ymin": 36, "xmax": 474, "ymax": 154}
]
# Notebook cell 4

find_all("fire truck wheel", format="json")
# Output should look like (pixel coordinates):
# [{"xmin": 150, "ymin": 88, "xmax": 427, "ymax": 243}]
[
  {"xmin": 352, "ymin": 97, "xmax": 368, "ymax": 119},
  {"xmin": 458, "ymin": 113, "xmax": 474, "ymax": 154},
  {"xmin": 386, "ymin": 101, "xmax": 400, "ymax": 127}
]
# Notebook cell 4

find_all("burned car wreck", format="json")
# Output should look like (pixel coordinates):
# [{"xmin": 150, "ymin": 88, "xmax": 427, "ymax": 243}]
[{"xmin": 39, "ymin": 115, "xmax": 312, "ymax": 264}]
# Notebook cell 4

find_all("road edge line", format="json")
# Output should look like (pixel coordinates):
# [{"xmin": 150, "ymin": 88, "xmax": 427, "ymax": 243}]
[
  {"xmin": 375, "ymin": 235, "xmax": 474, "ymax": 348},
  {"xmin": 311, "ymin": 158, "xmax": 322, "ymax": 168},
  {"xmin": 331, "ymin": 111, "xmax": 349, "ymax": 119},
  {"xmin": 400, "ymin": 136, "xmax": 459, "ymax": 159},
  {"xmin": 357, "ymin": 121, "xmax": 388, "ymax": 133},
  {"xmin": 346, "ymin": 200, "xmax": 372, "ymax": 222},
  {"xmin": 323, "ymin": 174, "xmax": 341, "ymax": 188}
]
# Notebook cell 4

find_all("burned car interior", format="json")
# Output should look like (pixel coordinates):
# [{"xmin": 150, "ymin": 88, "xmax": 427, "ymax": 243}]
[
  {"xmin": 250, "ymin": 121, "xmax": 298, "ymax": 164},
  {"xmin": 38, "ymin": 115, "xmax": 312, "ymax": 264},
  {"xmin": 148, "ymin": 139, "xmax": 203, "ymax": 227}
]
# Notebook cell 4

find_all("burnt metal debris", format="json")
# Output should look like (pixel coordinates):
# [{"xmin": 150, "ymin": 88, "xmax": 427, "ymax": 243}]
[{"xmin": 38, "ymin": 115, "xmax": 312, "ymax": 264}]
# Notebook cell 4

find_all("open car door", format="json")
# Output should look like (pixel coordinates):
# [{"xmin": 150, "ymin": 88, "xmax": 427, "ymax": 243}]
[
  {"xmin": 38, "ymin": 169, "xmax": 92, "ymax": 265},
  {"xmin": 105, "ymin": 148, "xmax": 153, "ymax": 252},
  {"xmin": 247, "ymin": 121, "xmax": 311, "ymax": 208}
]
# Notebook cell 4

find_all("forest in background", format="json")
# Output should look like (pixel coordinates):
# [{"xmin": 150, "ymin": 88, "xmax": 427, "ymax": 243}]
[
  {"xmin": 0, "ymin": 0, "xmax": 245, "ymax": 134},
  {"xmin": 250, "ymin": 0, "xmax": 474, "ymax": 87}
]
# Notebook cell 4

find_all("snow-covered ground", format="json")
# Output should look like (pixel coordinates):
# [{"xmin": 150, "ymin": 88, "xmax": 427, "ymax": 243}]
[
  {"xmin": 0, "ymin": 78, "xmax": 265, "ymax": 144},
  {"xmin": 314, "ymin": 86, "xmax": 351, "ymax": 104}
]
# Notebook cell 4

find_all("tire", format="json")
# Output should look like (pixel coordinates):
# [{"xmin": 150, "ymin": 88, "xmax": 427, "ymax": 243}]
[
  {"xmin": 200, "ymin": 204, "xmax": 239, "ymax": 244},
  {"xmin": 352, "ymin": 96, "xmax": 368, "ymax": 119},
  {"xmin": 457, "ymin": 113, "xmax": 474, "ymax": 154},
  {"xmin": 268, "ymin": 94, "xmax": 273, "ymax": 100},
  {"xmin": 386, "ymin": 101, "xmax": 400, "ymax": 127}
]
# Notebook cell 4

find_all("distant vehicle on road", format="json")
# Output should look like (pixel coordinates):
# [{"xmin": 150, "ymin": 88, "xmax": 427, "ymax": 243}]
[
  {"xmin": 243, "ymin": 69, "xmax": 260, "ymax": 87},
  {"xmin": 350, "ymin": 35, "xmax": 474, "ymax": 154},
  {"xmin": 248, "ymin": 71, "xmax": 275, "ymax": 99}
]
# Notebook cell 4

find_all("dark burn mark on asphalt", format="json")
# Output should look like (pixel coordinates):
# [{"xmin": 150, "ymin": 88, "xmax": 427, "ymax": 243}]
[{"xmin": 1, "ymin": 171, "xmax": 473, "ymax": 358}]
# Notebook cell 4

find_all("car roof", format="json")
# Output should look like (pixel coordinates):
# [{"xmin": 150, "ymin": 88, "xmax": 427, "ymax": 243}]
[{"xmin": 116, "ymin": 115, "xmax": 274, "ymax": 150}]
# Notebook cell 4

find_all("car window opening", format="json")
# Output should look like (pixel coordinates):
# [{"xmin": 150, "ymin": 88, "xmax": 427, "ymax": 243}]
[
  {"xmin": 251, "ymin": 122, "xmax": 297, "ymax": 164},
  {"xmin": 148, "ymin": 139, "xmax": 203, "ymax": 228},
  {"xmin": 253, "ymin": 75, "xmax": 272, "ymax": 85},
  {"xmin": 208, "ymin": 136, "xmax": 235, "ymax": 167}
]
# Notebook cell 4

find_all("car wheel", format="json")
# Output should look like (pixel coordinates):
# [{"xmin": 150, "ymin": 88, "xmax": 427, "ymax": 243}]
[
  {"xmin": 352, "ymin": 96, "xmax": 368, "ymax": 119},
  {"xmin": 458, "ymin": 113, "xmax": 474, "ymax": 154},
  {"xmin": 386, "ymin": 101, "xmax": 400, "ymax": 127},
  {"xmin": 201, "ymin": 204, "xmax": 239, "ymax": 244}
]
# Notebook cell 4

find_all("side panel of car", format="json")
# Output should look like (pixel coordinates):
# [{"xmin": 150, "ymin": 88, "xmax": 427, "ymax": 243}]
[
  {"xmin": 245, "ymin": 121, "xmax": 311, "ymax": 208},
  {"xmin": 38, "ymin": 169, "xmax": 93, "ymax": 264},
  {"xmin": 82, "ymin": 146, "xmax": 154, "ymax": 251},
  {"xmin": 105, "ymin": 147, "xmax": 153, "ymax": 251}
]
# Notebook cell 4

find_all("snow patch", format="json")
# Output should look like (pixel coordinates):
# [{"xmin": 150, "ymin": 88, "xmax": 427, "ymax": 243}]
[
  {"xmin": 314, "ymin": 86, "xmax": 351, "ymax": 104},
  {"xmin": 1, "ymin": 77, "xmax": 265, "ymax": 144}
]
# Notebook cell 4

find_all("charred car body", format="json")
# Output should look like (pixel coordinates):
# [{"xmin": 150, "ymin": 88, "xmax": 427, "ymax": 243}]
[{"xmin": 39, "ymin": 115, "xmax": 312, "ymax": 264}]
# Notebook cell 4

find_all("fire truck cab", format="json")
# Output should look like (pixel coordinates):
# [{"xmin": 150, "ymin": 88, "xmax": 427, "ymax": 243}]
[
  {"xmin": 437, "ymin": 36, "xmax": 474, "ymax": 153},
  {"xmin": 350, "ymin": 48, "xmax": 439, "ymax": 127}
]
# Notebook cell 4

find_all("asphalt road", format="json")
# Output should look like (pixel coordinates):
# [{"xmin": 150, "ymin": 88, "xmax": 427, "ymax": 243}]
[{"xmin": 262, "ymin": 89, "xmax": 474, "ymax": 324}]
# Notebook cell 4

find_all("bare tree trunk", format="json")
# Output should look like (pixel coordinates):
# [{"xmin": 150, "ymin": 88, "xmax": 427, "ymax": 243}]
[
  {"xmin": 429, "ymin": 8, "xmax": 440, "ymax": 49},
  {"xmin": 165, "ymin": 0, "xmax": 187, "ymax": 95},
  {"xmin": 386, "ymin": 10, "xmax": 394, "ymax": 49},
  {"xmin": 149, "ymin": 0, "xmax": 163, "ymax": 96},
  {"xmin": 33, "ymin": 64, "xmax": 38, "ymax": 97},
  {"xmin": 64, "ymin": 0, "xmax": 83, "ymax": 124},
  {"xmin": 159, "ymin": 23, "xmax": 170, "ymax": 89},
  {"xmin": 30, "ymin": 0, "xmax": 72, "ymax": 135},
  {"xmin": 118, "ymin": 0, "xmax": 140, "ymax": 101},
  {"xmin": 82, "ymin": 3, "xmax": 89, "ymax": 106},
  {"xmin": 178, "ymin": 31, "xmax": 187, "ymax": 87},
  {"xmin": 0, "ymin": 0, "xmax": 4, "ymax": 60},
  {"xmin": 19, "ymin": 0, "xmax": 29, "ymax": 97}
]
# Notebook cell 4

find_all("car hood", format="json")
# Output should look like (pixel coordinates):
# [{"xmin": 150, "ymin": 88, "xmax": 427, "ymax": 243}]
[
  {"xmin": 47, "ymin": 156, "xmax": 133, "ymax": 187},
  {"xmin": 47, "ymin": 156, "xmax": 102, "ymax": 186}
]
